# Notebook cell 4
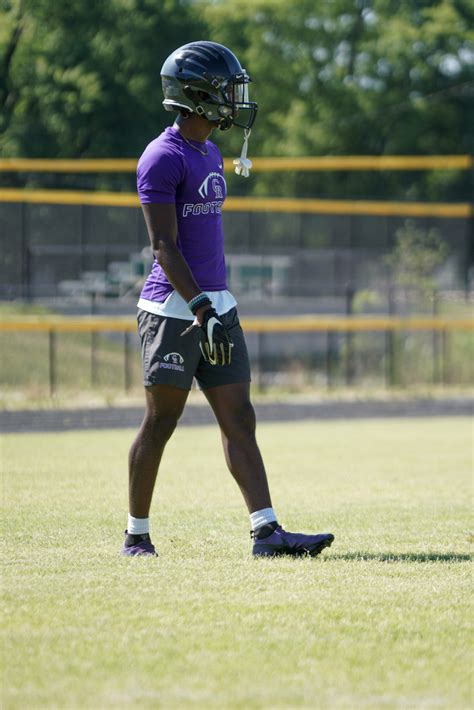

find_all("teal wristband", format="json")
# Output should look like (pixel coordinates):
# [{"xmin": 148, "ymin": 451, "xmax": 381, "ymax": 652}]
[{"xmin": 188, "ymin": 293, "xmax": 212, "ymax": 315}]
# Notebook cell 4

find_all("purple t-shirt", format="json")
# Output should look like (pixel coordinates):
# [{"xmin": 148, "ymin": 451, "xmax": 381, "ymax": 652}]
[{"xmin": 137, "ymin": 126, "xmax": 227, "ymax": 302}]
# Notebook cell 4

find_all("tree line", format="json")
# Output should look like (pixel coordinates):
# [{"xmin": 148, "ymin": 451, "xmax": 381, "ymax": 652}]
[{"xmin": 1, "ymin": 0, "xmax": 472, "ymax": 199}]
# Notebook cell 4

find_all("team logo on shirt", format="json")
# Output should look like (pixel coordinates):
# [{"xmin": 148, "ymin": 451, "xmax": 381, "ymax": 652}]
[
  {"xmin": 182, "ymin": 171, "xmax": 226, "ymax": 218},
  {"xmin": 198, "ymin": 172, "xmax": 226, "ymax": 199}
]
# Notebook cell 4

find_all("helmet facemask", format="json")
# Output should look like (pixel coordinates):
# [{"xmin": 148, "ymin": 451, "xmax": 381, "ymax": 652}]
[
  {"xmin": 180, "ymin": 72, "xmax": 257, "ymax": 131},
  {"xmin": 217, "ymin": 73, "xmax": 257, "ymax": 131}
]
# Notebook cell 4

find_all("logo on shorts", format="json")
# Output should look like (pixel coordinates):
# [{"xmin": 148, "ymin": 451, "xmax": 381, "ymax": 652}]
[
  {"xmin": 164, "ymin": 352, "xmax": 184, "ymax": 365},
  {"xmin": 159, "ymin": 352, "xmax": 185, "ymax": 372}
]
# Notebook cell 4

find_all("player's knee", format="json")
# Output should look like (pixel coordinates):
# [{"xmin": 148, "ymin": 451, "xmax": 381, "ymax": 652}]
[
  {"xmin": 228, "ymin": 399, "xmax": 256, "ymax": 439},
  {"xmin": 144, "ymin": 411, "xmax": 180, "ymax": 443}
]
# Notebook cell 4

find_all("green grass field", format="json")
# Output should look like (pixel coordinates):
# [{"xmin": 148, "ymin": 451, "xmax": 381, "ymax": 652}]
[{"xmin": 2, "ymin": 418, "xmax": 472, "ymax": 709}]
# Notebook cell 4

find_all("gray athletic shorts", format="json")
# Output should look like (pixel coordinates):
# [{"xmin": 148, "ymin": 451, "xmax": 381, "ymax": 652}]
[{"xmin": 137, "ymin": 307, "xmax": 251, "ymax": 390}]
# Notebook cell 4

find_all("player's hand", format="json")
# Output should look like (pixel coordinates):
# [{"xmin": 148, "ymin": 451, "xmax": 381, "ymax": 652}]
[{"xmin": 199, "ymin": 307, "xmax": 233, "ymax": 365}]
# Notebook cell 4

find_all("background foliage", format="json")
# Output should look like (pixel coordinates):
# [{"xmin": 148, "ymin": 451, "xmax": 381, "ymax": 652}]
[{"xmin": 1, "ymin": 0, "xmax": 473, "ymax": 198}]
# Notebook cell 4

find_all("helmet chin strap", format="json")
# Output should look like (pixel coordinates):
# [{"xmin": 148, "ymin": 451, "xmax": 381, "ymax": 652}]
[{"xmin": 233, "ymin": 129, "xmax": 252, "ymax": 178}]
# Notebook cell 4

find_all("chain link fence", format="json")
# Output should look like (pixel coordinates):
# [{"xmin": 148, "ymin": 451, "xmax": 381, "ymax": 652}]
[
  {"xmin": 1, "ymin": 202, "xmax": 472, "ymax": 301},
  {"xmin": 1, "ymin": 199, "xmax": 472, "ymax": 396}
]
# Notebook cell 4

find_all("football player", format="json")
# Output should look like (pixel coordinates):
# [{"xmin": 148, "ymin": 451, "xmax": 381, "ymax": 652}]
[{"xmin": 123, "ymin": 41, "xmax": 334, "ymax": 558}]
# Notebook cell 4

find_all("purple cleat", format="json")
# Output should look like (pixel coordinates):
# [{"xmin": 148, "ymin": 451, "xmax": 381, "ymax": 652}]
[
  {"xmin": 122, "ymin": 531, "xmax": 158, "ymax": 557},
  {"xmin": 251, "ymin": 525, "xmax": 334, "ymax": 558}
]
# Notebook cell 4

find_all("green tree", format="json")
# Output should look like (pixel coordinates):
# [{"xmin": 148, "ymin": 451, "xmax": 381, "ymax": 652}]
[
  {"xmin": 1, "ymin": 0, "xmax": 472, "ymax": 201},
  {"xmin": 204, "ymin": 0, "xmax": 473, "ymax": 200},
  {"xmin": 0, "ymin": 0, "xmax": 205, "ymax": 159}
]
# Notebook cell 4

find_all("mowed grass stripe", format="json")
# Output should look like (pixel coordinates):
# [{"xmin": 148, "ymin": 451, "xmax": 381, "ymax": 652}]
[{"xmin": 2, "ymin": 418, "xmax": 472, "ymax": 709}]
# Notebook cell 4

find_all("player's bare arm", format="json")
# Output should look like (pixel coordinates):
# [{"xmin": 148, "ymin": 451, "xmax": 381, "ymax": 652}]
[
  {"xmin": 141, "ymin": 201, "xmax": 231, "ymax": 361},
  {"xmin": 142, "ymin": 202, "xmax": 204, "ymax": 306}
]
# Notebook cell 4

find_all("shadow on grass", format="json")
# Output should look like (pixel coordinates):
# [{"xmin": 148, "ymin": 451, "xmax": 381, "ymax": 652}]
[{"xmin": 328, "ymin": 552, "xmax": 472, "ymax": 563}]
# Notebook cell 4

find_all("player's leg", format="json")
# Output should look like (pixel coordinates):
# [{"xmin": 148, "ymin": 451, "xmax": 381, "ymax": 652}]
[
  {"xmin": 195, "ymin": 309, "xmax": 274, "ymax": 516},
  {"xmin": 198, "ymin": 308, "xmax": 334, "ymax": 557},
  {"xmin": 129, "ymin": 383, "xmax": 189, "ymax": 518},
  {"xmin": 202, "ymin": 381, "xmax": 272, "ymax": 512},
  {"xmin": 204, "ymin": 382, "xmax": 334, "ymax": 557},
  {"xmin": 124, "ymin": 383, "xmax": 188, "ymax": 556},
  {"xmin": 123, "ymin": 310, "xmax": 201, "ymax": 556}
]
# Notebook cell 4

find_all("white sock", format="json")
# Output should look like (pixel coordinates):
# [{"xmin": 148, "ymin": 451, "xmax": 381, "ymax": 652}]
[
  {"xmin": 250, "ymin": 507, "xmax": 278, "ymax": 532},
  {"xmin": 127, "ymin": 514, "xmax": 150, "ymax": 536}
]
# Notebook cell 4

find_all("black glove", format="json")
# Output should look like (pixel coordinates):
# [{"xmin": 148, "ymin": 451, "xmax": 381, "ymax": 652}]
[{"xmin": 199, "ymin": 307, "xmax": 233, "ymax": 365}]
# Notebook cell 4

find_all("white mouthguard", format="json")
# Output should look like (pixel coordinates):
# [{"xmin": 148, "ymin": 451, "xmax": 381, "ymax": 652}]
[{"xmin": 233, "ymin": 129, "xmax": 253, "ymax": 178}]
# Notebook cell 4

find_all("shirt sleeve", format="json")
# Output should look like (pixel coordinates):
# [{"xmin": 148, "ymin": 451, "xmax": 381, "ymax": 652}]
[{"xmin": 137, "ymin": 147, "xmax": 184, "ymax": 205}]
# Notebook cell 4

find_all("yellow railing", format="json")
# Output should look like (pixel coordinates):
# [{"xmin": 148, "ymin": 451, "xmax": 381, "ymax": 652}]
[
  {"xmin": 0, "ymin": 155, "xmax": 471, "ymax": 173},
  {"xmin": 2, "ymin": 315, "xmax": 471, "ymax": 393},
  {"xmin": 1, "ymin": 154, "xmax": 471, "ymax": 217},
  {"xmin": 0, "ymin": 188, "xmax": 471, "ymax": 218},
  {"xmin": 1, "ymin": 316, "xmax": 473, "ymax": 333}
]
